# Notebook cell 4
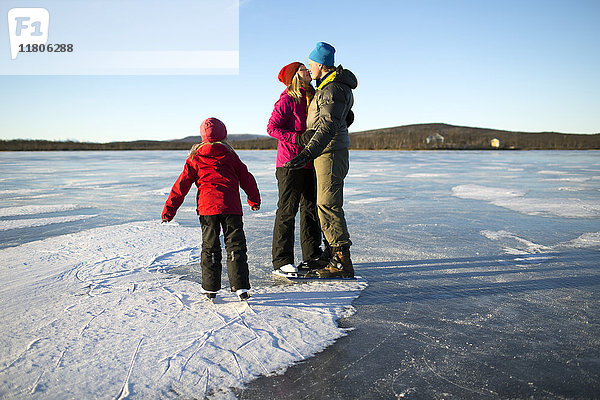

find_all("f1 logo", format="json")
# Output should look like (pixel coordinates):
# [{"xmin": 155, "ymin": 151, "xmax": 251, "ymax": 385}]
[{"xmin": 7, "ymin": 8, "xmax": 49, "ymax": 60}]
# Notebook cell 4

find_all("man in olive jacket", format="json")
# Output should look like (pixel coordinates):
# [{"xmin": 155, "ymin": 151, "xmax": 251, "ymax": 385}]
[{"xmin": 283, "ymin": 42, "xmax": 358, "ymax": 278}]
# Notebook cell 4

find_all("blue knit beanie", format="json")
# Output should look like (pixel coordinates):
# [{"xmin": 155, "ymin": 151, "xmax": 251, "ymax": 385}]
[{"xmin": 309, "ymin": 42, "xmax": 335, "ymax": 67}]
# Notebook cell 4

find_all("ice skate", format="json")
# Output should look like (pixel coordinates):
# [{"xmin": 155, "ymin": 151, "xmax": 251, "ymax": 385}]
[
  {"xmin": 297, "ymin": 258, "xmax": 323, "ymax": 271},
  {"xmin": 236, "ymin": 289, "xmax": 250, "ymax": 301},
  {"xmin": 298, "ymin": 245, "xmax": 331, "ymax": 271},
  {"xmin": 312, "ymin": 246, "xmax": 354, "ymax": 278},
  {"xmin": 200, "ymin": 287, "xmax": 218, "ymax": 300},
  {"xmin": 272, "ymin": 263, "xmax": 299, "ymax": 278}
]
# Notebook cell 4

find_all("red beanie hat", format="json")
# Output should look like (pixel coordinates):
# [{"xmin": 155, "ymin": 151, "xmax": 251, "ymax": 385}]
[
  {"xmin": 200, "ymin": 117, "xmax": 227, "ymax": 143},
  {"xmin": 278, "ymin": 62, "xmax": 302, "ymax": 86}
]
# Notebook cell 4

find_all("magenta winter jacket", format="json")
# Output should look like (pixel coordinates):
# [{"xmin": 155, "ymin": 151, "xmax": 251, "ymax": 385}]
[{"xmin": 267, "ymin": 88, "xmax": 312, "ymax": 169}]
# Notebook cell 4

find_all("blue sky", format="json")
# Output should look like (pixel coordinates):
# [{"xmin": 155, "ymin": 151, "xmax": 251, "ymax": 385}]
[{"xmin": 1, "ymin": 0, "xmax": 599, "ymax": 142}]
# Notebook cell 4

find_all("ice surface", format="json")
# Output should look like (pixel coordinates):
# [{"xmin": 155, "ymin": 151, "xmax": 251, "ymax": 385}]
[{"xmin": 1, "ymin": 150, "xmax": 599, "ymax": 398}]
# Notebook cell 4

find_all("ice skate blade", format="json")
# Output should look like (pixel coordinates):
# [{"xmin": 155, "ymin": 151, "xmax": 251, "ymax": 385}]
[{"xmin": 273, "ymin": 269, "xmax": 357, "ymax": 281}]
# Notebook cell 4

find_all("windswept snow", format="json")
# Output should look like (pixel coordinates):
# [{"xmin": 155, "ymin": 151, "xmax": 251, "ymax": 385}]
[
  {"xmin": 0, "ymin": 204, "xmax": 95, "ymax": 232},
  {"xmin": 348, "ymin": 196, "xmax": 397, "ymax": 205},
  {"xmin": 0, "ymin": 189, "xmax": 50, "ymax": 198},
  {"xmin": 0, "ymin": 205, "xmax": 87, "ymax": 217},
  {"xmin": 563, "ymin": 232, "xmax": 600, "ymax": 248},
  {"xmin": 481, "ymin": 230, "xmax": 553, "ymax": 255},
  {"xmin": 452, "ymin": 184, "xmax": 600, "ymax": 218},
  {"xmin": 0, "ymin": 221, "xmax": 366, "ymax": 399},
  {"xmin": 0, "ymin": 214, "xmax": 98, "ymax": 231},
  {"xmin": 451, "ymin": 184, "xmax": 527, "ymax": 200},
  {"xmin": 405, "ymin": 173, "xmax": 450, "ymax": 178}
]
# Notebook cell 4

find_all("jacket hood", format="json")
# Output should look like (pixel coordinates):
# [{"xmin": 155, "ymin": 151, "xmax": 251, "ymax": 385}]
[
  {"xmin": 192, "ymin": 142, "xmax": 232, "ymax": 159},
  {"xmin": 334, "ymin": 65, "xmax": 358, "ymax": 90}
]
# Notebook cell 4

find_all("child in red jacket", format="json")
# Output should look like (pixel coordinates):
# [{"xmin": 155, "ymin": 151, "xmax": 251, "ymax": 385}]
[{"xmin": 161, "ymin": 117, "xmax": 261, "ymax": 300}]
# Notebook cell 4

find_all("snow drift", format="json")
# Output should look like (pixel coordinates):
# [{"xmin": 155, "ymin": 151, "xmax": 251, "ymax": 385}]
[{"xmin": 0, "ymin": 221, "xmax": 367, "ymax": 399}]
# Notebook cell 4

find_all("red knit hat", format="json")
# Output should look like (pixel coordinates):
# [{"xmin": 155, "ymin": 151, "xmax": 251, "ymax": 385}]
[
  {"xmin": 278, "ymin": 62, "xmax": 302, "ymax": 86},
  {"xmin": 200, "ymin": 117, "xmax": 227, "ymax": 143}
]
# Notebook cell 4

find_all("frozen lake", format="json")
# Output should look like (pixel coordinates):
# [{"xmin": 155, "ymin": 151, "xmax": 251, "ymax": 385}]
[{"xmin": 1, "ymin": 150, "xmax": 599, "ymax": 398}]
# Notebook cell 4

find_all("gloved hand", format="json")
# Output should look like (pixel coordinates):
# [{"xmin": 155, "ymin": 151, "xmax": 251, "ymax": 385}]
[
  {"xmin": 295, "ymin": 129, "xmax": 316, "ymax": 146},
  {"xmin": 282, "ymin": 150, "xmax": 312, "ymax": 170}
]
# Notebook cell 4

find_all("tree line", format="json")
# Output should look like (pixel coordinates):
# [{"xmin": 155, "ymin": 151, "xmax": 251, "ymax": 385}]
[
  {"xmin": 2, "ymin": 123, "xmax": 599, "ymax": 151},
  {"xmin": 348, "ymin": 123, "xmax": 600, "ymax": 150}
]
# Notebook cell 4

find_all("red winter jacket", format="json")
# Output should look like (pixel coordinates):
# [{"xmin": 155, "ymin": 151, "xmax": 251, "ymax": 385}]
[{"xmin": 161, "ymin": 143, "xmax": 261, "ymax": 220}]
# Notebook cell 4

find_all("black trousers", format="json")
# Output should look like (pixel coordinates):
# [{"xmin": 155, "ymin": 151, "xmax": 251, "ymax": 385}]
[
  {"xmin": 272, "ymin": 167, "xmax": 322, "ymax": 269},
  {"xmin": 199, "ymin": 214, "xmax": 250, "ymax": 292}
]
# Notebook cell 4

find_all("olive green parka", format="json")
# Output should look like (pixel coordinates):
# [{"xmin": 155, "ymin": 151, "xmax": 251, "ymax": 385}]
[{"xmin": 301, "ymin": 65, "xmax": 358, "ymax": 158}]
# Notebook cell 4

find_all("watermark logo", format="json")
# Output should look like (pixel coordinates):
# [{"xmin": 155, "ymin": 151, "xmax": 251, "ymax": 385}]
[
  {"xmin": 2, "ymin": 1, "xmax": 238, "ymax": 75},
  {"xmin": 7, "ymin": 8, "xmax": 49, "ymax": 60}
]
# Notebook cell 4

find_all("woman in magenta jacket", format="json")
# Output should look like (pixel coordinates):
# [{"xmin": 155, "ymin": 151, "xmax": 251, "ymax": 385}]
[{"xmin": 267, "ymin": 62, "xmax": 323, "ymax": 274}]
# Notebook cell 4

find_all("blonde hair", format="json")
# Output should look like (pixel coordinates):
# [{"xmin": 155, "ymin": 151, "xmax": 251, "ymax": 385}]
[
  {"xmin": 286, "ymin": 73, "xmax": 315, "ymax": 105},
  {"xmin": 188, "ymin": 141, "xmax": 236, "ymax": 159}
]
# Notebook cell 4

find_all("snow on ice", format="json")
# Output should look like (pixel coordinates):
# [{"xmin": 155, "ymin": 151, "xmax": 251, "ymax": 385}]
[
  {"xmin": 0, "ymin": 215, "xmax": 98, "ymax": 231},
  {"xmin": 0, "ymin": 221, "xmax": 366, "ymax": 399},
  {"xmin": 0, "ymin": 204, "xmax": 87, "ymax": 217},
  {"xmin": 452, "ymin": 183, "xmax": 600, "ymax": 218}
]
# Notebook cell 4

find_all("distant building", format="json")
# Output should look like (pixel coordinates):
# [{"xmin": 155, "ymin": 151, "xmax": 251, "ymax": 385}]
[
  {"xmin": 491, "ymin": 138, "xmax": 500, "ymax": 148},
  {"xmin": 426, "ymin": 133, "xmax": 444, "ymax": 145}
]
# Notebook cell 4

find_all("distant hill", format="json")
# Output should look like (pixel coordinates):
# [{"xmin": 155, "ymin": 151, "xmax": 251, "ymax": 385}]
[
  {"xmin": 173, "ymin": 134, "xmax": 266, "ymax": 143},
  {"xmin": 349, "ymin": 123, "xmax": 600, "ymax": 150},
  {"xmin": 2, "ymin": 123, "xmax": 599, "ymax": 151}
]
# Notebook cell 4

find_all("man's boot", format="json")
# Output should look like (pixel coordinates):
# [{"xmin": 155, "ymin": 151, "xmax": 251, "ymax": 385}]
[{"xmin": 316, "ymin": 245, "xmax": 354, "ymax": 278}]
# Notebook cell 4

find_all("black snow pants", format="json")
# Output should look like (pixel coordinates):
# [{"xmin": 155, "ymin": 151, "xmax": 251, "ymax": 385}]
[
  {"xmin": 272, "ymin": 167, "xmax": 322, "ymax": 269},
  {"xmin": 199, "ymin": 214, "xmax": 250, "ymax": 292}
]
